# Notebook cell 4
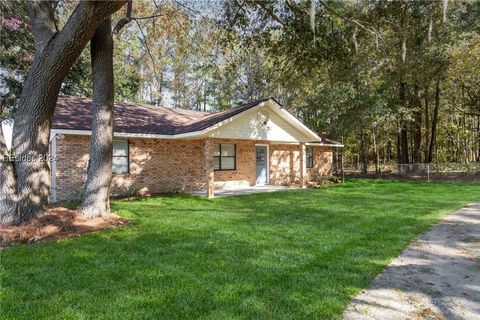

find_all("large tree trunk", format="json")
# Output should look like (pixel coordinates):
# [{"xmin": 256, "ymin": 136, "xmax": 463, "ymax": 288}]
[
  {"xmin": 428, "ymin": 77, "xmax": 441, "ymax": 163},
  {"xmin": 372, "ymin": 124, "xmax": 380, "ymax": 174},
  {"xmin": 400, "ymin": 124, "xmax": 409, "ymax": 164},
  {"xmin": 412, "ymin": 86, "xmax": 422, "ymax": 164},
  {"xmin": 399, "ymin": 82, "xmax": 409, "ymax": 165},
  {"xmin": 396, "ymin": 129, "xmax": 402, "ymax": 165},
  {"xmin": 424, "ymin": 84, "xmax": 430, "ymax": 162},
  {"xmin": 80, "ymin": 19, "xmax": 114, "ymax": 218},
  {"xmin": 6, "ymin": 1, "xmax": 126, "ymax": 224},
  {"xmin": 359, "ymin": 125, "xmax": 368, "ymax": 173},
  {"xmin": 397, "ymin": 4, "xmax": 409, "ymax": 169},
  {"xmin": 0, "ymin": 125, "xmax": 17, "ymax": 225},
  {"xmin": 477, "ymin": 116, "xmax": 480, "ymax": 162}
]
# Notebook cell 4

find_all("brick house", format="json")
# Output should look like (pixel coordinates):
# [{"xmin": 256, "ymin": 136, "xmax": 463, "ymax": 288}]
[{"xmin": 39, "ymin": 96, "xmax": 341, "ymax": 201}]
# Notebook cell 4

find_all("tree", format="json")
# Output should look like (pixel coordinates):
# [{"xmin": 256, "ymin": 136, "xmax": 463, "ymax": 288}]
[
  {"xmin": 79, "ymin": 18, "xmax": 115, "ymax": 218},
  {"xmin": 2, "ymin": 0, "xmax": 480, "ymax": 213},
  {"xmin": 0, "ymin": 0, "xmax": 126, "ymax": 225},
  {"xmin": 220, "ymin": 0, "xmax": 479, "ymax": 167}
]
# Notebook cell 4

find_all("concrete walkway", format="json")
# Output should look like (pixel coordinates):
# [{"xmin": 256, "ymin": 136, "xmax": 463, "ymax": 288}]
[
  {"xmin": 344, "ymin": 203, "xmax": 480, "ymax": 320},
  {"xmin": 187, "ymin": 185, "xmax": 298, "ymax": 197}
]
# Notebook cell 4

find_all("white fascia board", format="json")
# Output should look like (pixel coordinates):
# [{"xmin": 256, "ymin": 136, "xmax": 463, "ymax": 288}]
[
  {"xmin": 269, "ymin": 142, "xmax": 299, "ymax": 145},
  {"xmin": 266, "ymin": 99, "xmax": 321, "ymax": 142},
  {"xmin": 305, "ymin": 142, "xmax": 345, "ymax": 148}
]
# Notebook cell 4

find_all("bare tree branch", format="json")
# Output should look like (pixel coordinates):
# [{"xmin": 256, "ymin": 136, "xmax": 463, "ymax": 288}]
[
  {"xmin": 113, "ymin": 0, "xmax": 132, "ymax": 34},
  {"xmin": 133, "ymin": 13, "xmax": 165, "ymax": 20},
  {"xmin": 230, "ymin": 0, "xmax": 246, "ymax": 28},
  {"xmin": 132, "ymin": 18, "xmax": 160, "ymax": 85},
  {"xmin": 256, "ymin": 1, "xmax": 285, "ymax": 27},
  {"xmin": 450, "ymin": 104, "xmax": 480, "ymax": 117},
  {"xmin": 318, "ymin": 0, "xmax": 384, "ymax": 42},
  {"xmin": 285, "ymin": 0, "xmax": 303, "ymax": 17}
]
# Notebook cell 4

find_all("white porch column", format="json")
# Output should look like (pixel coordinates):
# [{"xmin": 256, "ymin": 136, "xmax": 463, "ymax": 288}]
[
  {"xmin": 299, "ymin": 142, "xmax": 306, "ymax": 188},
  {"xmin": 205, "ymin": 138, "xmax": 215, "ymax": 198}
]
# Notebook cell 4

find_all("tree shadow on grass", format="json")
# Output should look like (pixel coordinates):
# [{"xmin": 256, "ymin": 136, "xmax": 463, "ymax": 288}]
[{"xmin": 2, "ymin": 184, "xmax": 480, "ymax": 319}]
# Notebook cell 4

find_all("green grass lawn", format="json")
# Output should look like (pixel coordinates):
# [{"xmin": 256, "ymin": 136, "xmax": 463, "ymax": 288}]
[{"xmin": 1, "ymin": 179, "xmax": 480, "ymax": 319}]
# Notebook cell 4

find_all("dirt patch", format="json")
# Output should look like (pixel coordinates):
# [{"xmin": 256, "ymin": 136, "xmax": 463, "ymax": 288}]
[
  {"xmin": 344, "ymin": 203, "xmax": 480, "ymax": 320},
  {"xmin": 0, "ymin": 207, "xmax": 129, "ymax": 247}
]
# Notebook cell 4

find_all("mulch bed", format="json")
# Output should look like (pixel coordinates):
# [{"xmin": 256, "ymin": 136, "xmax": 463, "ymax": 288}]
[{"xmin": 0, "ymin": 207, "xmax": 129, "ymax": 248}]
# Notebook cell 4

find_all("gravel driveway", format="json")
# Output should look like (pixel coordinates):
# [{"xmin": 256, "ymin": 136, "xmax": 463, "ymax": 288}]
[{"xmin": 344, "ymin": 203, "xmax": 480, "ymax": 320}]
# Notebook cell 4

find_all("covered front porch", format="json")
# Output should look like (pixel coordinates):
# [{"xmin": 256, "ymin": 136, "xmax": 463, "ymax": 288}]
[
  {"xmin": 192, "ymin": 99, "xmax": 337, "ymax": 198},
  {"xmin": 202, "ymin": 138, "xmax": 310, "ymax": 198}
]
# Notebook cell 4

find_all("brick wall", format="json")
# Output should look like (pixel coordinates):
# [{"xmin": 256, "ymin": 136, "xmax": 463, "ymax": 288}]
[
  {"xmin": 269, "ymin": 144, "xmax": 301, "ymax": 185},
  {"xmin": 55, "ymin": 135, "xmax": 90, "ymax": 200},
  {"xmin": 306, "ymin": 146, "xmax": 333, "ymax": 180},
  {"xmin": 55, "ymin": 136, "xmax": 207, "ymax": 200},
  {"xmin": 211, "ymin": 138, "xmax": 257, "ymax": 188},
  {"xmin": 54, "ymin": 135, "xmax": 333, "ymax": 201}
]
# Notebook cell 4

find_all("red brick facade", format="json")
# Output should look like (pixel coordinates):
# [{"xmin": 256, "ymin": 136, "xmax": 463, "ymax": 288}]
[
  {"xmin": 306, "ymin": 146, "xmax": 334, "ymax": 181},
  {"xmin": 54, "ymin": 135, "xmax": 333, "ymax": 201}
]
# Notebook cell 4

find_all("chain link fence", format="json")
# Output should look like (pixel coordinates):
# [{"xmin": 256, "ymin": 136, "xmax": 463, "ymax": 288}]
[{"xmin": 339, "ymin": 163, "xmax": 480, "ymax": 182}]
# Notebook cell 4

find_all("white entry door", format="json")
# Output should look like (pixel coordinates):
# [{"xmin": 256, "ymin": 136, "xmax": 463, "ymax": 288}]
[{"xmin": 255, "ymin": 145, "xmax": 268, "ymax": 185}]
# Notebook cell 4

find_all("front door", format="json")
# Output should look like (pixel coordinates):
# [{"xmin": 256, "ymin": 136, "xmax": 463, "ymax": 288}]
[{"xmin": 255, "ymin": 146, "xmax": 268, "ymax": 185}]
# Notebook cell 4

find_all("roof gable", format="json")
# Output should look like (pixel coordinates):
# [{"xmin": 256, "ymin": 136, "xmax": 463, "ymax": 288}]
[{"xmin": 204, "ymin": 100, "xmax": 319, "ymax": 143}]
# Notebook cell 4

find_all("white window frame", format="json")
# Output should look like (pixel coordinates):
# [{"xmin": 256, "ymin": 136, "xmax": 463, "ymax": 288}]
[
  {"xmin": 112, "ymin": 140, "xmax": 129, "ymax": 174},
  {"xmin": 213, "ymin": 143, "xmax": 236, "ymax": 171}
]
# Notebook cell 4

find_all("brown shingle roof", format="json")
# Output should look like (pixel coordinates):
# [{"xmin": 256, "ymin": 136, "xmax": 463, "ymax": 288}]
[
  {"xmin": 314, "ymin": 134, "xmax": 343, "ymax": 146},
  {"xmin": 52, "ymin": 96, "xmax": 269, "ymax": 135}
]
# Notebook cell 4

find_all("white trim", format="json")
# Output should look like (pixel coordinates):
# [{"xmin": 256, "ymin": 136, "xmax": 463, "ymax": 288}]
[
  {"xmin": 1, "ymin": 119, "xmax": 13, "ymax": 150},
  {"xmin": 49, "ymin": 129, "xmax": 58, "ymax": 203},
  {"xmin": 255, "ymin": 144, "xmax": 270, "ymax": 185},
  {"xmin": 266, "ymin": 100, "xmax": 321, "ymax": 142},
  {"xmin": 305, "ymin": 142, "xmax": 344, "ymax": 148}
]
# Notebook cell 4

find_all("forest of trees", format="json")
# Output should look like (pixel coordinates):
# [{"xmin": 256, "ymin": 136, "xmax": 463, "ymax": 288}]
[{"xmin": 2, "ymin": 0, "xmax": 480, "ymax": 167}]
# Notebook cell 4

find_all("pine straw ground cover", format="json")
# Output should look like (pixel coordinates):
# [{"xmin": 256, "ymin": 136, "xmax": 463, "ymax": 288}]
[
  {"xmin": 1, "ymin": 179, "xmax": 480, "ymax": 319},
  {"xmin": 0, "ymin": 207, "xmax": 129, "ymax": 247}
]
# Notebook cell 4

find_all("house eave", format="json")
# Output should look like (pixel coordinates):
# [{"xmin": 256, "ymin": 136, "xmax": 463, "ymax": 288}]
[
  {"xmin": 50, "ymin": 128, "xmax": 206, "ymax": 139},
  {"xmin": 266, "ymin": 99, "xmax": 321, "ymax": 142},
  {"xmin": 50, "ymin": 129, "xmax": 336, "ymax": 146},
  {"xmin": 305, "ymin": 142, "xmax": 344, "ymax": 148}
]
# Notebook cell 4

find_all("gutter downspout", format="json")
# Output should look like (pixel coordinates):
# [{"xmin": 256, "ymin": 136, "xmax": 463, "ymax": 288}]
[{"xmin": 49, "ymin": 131, "xmax": 63, "ymax": 203}]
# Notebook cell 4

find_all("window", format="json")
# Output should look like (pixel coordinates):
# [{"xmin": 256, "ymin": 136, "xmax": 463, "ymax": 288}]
[
  {"xmin": 214, "ymin": 143, "xmax": 236, "ymax": 170},
  {"xmin": 113, "ymin": 140, "xmax": 129, "ymax": 173},
  {"xmin": 306, "ymin": 146, "xmax": 313, "ymax": 168}
]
